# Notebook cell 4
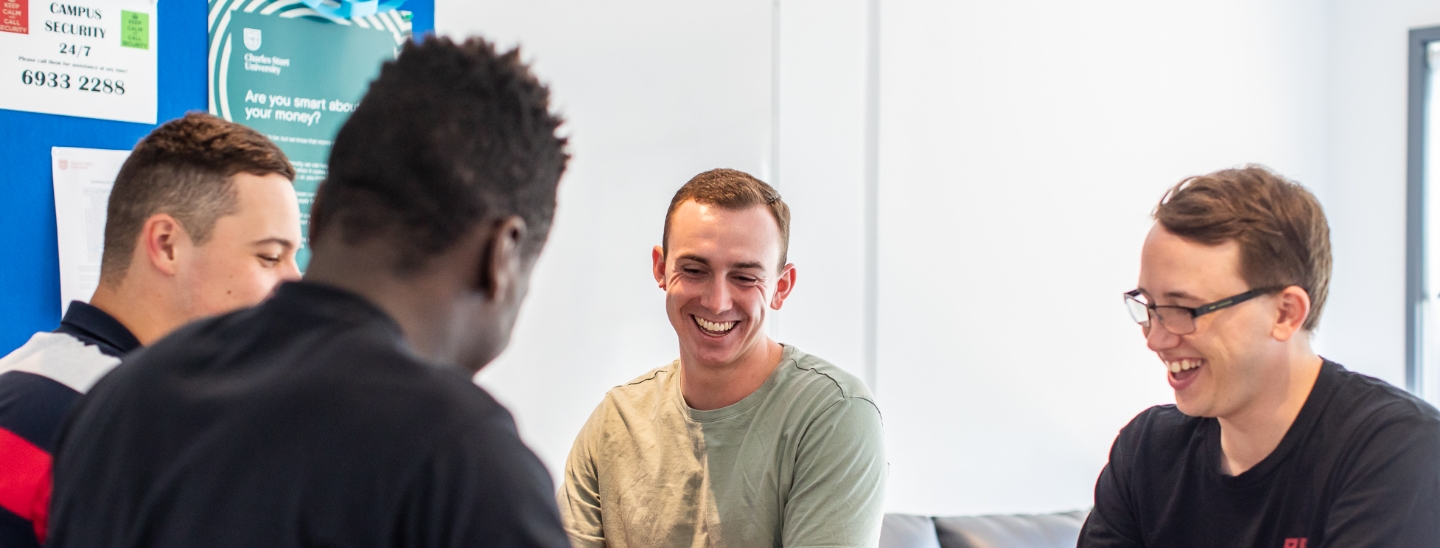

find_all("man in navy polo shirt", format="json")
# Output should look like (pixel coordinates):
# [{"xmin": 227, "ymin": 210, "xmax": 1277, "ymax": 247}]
[{"xmin": 0, "ymin": 112, "xmax": 301, "ymax": 547}]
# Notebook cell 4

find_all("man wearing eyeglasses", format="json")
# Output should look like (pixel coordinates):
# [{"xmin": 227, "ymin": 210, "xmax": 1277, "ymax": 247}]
[{"xmin": 1079, "ymin": 166, "xmax": 1440, "ymax": 547}]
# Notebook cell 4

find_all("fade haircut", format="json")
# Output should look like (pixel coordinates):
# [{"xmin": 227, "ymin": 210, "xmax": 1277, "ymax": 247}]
[
  {"xmin": 102, "ymin": 112, "xmax": 295, "ymax": 286},
  {"xmin": 1154, "ymin": 165, "xmax": 1332, "ymax": 331},
  {"xmin": 310, "ymin": 37, "xmax": 568, "ymax": 272},
  {"xmin": 662, "ymin": 168, "xmax": 790, "ymax": 271}
]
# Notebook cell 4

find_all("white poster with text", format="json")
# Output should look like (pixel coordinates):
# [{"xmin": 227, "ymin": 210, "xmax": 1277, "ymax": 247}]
[
  {"xmin": 1, "ymin": 0, "xmax": 157, "ymax": 123},
  {"xmin": 53, "ymin": 146, "xmax": 129, "ymax": 315}
]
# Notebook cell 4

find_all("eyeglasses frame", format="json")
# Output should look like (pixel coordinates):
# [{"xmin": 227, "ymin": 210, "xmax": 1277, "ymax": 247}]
[{"xmin": 1123, "ymin": 286, "xmax": 1285, "ymax": 335}]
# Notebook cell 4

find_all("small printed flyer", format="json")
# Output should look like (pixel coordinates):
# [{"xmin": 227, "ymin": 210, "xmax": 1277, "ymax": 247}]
[
  {"xmin": 0, "ymin": 0, "xmax": 158, "ymax": 124},
  {"xmin": 208, "ymin": 0, "xmax": 410, "ymax": 269},
  {"xmin": 52, "ymin": 146, "xmax": 131, "ymax": 315}
]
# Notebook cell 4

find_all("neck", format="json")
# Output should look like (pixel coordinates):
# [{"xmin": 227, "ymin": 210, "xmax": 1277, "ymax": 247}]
[
  {"xmin": 679, "ymin": 338, "xmax": 784, "ymax": 410},
  {"xmin": 87, "ymin": 278, "xmax": 182, "ymax": 346},
  {"xmin": 304, "ymin": 250, "xmax": 458, "ymax": 365},
  {"xmin": 1215, "ymin": 342, "xmax": 1324, "ymax": 475}
]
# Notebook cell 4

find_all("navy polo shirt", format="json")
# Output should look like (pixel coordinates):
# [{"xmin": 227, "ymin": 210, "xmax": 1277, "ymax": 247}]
[{"xmin": 0, "ymin": 301, "xmax": 140, "ymax": 547}]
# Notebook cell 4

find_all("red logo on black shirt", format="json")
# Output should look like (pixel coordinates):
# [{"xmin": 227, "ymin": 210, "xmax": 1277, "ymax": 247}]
[{"xmin": 1283, "ymin": 539, "xmax": 1308, "ymax": 548}]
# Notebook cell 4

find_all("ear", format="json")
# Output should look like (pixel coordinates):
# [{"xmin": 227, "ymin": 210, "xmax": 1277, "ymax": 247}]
[
  {"xmin": 652, "ymin": 245, "xmax": 666, "ymax": 289},
  {"xmin": 770, "ymin": 263, "xmax": 797, "ymax": 310},
  {"xmin": 475, "ymin": 216, "xmax": 528, "ymax": 300},
  {"xmin": 140, "ymin": 213, "xmax": 187, "ymax": 277},
  {"xmin": 1270, "ymin": 285, "xmax": 1312, "ymax": 342}
]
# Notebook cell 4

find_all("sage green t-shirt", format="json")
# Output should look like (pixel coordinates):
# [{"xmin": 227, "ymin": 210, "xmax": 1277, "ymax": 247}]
[{"xmin": 560, "ymin": 345, "xmax": 886, "ymax": 548}]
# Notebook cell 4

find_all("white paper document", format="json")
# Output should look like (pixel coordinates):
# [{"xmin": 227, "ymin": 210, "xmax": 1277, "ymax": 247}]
[
  {"xmin": 0, "ymin": 0, "xmax": 158, "ymax": 123},
  {"xmin": 53, "ymin": 146, "xmax": 130, "ymax": 315}
]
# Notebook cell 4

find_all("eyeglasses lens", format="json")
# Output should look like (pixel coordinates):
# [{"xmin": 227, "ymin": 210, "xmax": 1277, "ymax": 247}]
[
  {"xmin": 1124, "ymin": 295, "xmax": 1150, "ymax": 326},
  {"xmin": 1153, "ymin": 307, "xmax": 1195, "ymax": 335},
  {"xmin": 1125, "ymin": 294, "xmax": 1197, "ymax": 335}
]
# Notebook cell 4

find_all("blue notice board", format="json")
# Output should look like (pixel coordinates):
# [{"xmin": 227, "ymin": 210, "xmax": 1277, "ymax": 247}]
[{"xmin": 0, "ymin": 0, "xmax": 434, "ymax": 354}]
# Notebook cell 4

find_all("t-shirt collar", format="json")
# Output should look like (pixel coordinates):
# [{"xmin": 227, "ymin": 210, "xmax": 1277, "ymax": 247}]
[
  {"xmin": 1211, "ymin": 359, "xmax": 1342, "ymax": 488},
  {"xmin": 54, "ymin": 300, "xmax": 142, "ymax": 357},
  {"xmin": 270, "ymin": 281, "xmax": 403, "ymax": 336},
  {"xmin": 676, "ymin": 344, "xmax": 798, "ymax": 423}
]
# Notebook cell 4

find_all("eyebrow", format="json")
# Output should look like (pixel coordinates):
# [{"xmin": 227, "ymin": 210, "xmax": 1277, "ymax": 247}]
[
  {"xmin": 1162, "ymin": 290, "xmax": 1199, "ymax": 300},
  {"xmin": 729, "ymin": 261, "xmax": 766, "ymax": 271},
  {"xmin": 1135, "ymin": 287, "xmax": 1199, "ymax": 303},
  {"xmin": 676, "ymin": 254, "xmax": 710, "ymax": 266},
  {"xmin": 675, "ymin": 254, "xmax": 766, "ymax": 271},
  {"xmin": 252, "ymin": 237, "xmax": 296, "ymax": 250}
]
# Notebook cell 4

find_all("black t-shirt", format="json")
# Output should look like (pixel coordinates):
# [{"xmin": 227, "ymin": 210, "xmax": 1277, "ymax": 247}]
[
  {"xmin": 48, "ymin": 281, "xmax": 571, "ymax": 548},
  {"xmin": 1080, "ymin": 360, "xmax": 1440, "ymax": 548}
]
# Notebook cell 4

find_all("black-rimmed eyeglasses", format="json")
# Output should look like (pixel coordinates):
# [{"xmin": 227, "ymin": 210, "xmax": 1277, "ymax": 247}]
[{"xmin": 1123, "ymin": 287, "xmax": 1282, "ymax": 335}]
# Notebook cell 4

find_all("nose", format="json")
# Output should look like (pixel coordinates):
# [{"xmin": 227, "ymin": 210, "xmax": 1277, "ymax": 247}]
[
  {"xmin": 282, "ymin": 258, "xmax": 302, "ymax": 282},
  {"xmin": 1145, "ymin": 320, "xmax": 1180, "ymax": 353},
  {"xmin": 698, "ymin": 274, "xmax": 732, "ymax": 314}
]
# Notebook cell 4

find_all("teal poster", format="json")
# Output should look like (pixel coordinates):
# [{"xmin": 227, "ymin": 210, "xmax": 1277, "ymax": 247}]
[{"xmin": 208, "ymin": 0, "xmax": 410, "ymax": 268}]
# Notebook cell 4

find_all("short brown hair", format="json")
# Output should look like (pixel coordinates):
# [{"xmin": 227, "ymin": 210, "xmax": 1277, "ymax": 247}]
[
  {"xmin": 662, "ymin": 168, "xmax": 790, "ymax": 270},
  {"xmin": 1154, "ymin": 165, "xmax": 1331, "ymax": 331},
  {"xmin": 102, "ymin": 112, "xmax": 294, "ymax": 285}
]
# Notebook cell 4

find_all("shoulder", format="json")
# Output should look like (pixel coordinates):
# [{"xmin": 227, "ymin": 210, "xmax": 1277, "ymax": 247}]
[
  {"xmin": 1323, "ymin": 361, "xmax": 1440, "ymax": 440},
  {"xmin": 421, "ymin": 383, "xmax": 527, "ymax": 453},
  {"xmin": 1109, "ymin": 404, "xmax": 1204, "ymax": 462},
  {"xmin": 0, "ymin": 332, "xmax": 120, "ymax": 394},
  {"xmin": 597, "ymin": 361, "xmax": 679, "ymax": 408},
  {"xmin": 777, "ymin": 346, "xmax": 879, "ymax": 413}
]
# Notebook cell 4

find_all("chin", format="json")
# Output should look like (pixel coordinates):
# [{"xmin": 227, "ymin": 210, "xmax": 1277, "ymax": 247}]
[
  {"xmin": 683, "ymin": 341, "xmax": 740, "ymax": 367},
  {"xmin": 689, "ymin": 347, "xmax": 737, "ymax": 366},
  {"xmin": 1172, "ymin": 397, "xmax": 1215, "ymax": 418}
]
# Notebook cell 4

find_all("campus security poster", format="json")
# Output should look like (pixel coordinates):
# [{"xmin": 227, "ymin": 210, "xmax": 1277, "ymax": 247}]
[
  {"xmin": 0, "ymin": 0, "xmax": 158, "ymax": 123},
  {"xmin": 208, "ymin": 0, "xmax": 410, "ymax": 269}
]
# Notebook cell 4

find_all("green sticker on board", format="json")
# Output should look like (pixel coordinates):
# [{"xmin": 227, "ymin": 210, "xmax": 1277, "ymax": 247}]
[{"xmin": 121, "ymin": 10, "xmax": 149, "ymax": 49}]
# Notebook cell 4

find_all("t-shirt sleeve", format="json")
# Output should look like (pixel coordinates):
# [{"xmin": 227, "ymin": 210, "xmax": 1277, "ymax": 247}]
[
  {"xmin": 559, "ymin": 401, "xmax": 608, "ymax": 548},
  {"xmin": 1078, "ymin": 414, "xmax": 1146, "ymax": 548},
  {"xmin": 398, "ymin": 414, "xmax": 572, "ymax": 548},
  {"xmin": 782, "ymin": 396, "xmax": 887, "ymax": 548},
  {"xmin": 1319, "ymin": 410, "xmax": 1440, "ymax": 547}
]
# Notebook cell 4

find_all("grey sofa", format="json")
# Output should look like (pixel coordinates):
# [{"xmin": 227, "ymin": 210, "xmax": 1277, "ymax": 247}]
[{"xmin": 879, "ymin": 510, "xmax": 1089, "ymax": 548}]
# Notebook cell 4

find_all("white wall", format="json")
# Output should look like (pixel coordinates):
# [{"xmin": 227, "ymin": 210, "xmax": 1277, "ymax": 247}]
[
  {"xmin": 1322, "ymin": 0, "xmax": 1440, "ymax": 388},
  {"xmin": 435, "ymin": 0, "xmax": 1431, "ymax": 519},
  {"xmin": 874, "ymin": 0, "xmax": 1330, "ymax": 515},
  {"xmin": 774, "ymin": 0, "xmax": 871, "ymax": 380},
  {"xmin": 436, "ymin": 0, "xmax": 774, "ymax": 477}
]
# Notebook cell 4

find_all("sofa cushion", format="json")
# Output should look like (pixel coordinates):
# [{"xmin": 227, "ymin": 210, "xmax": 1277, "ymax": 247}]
[
  {"xmin": 879, "ymin": 513, "xmax": 942, "ymax": 548},
  {"xmin": 932, "ymin": 510, "xmax": 1088, "ymax": 548}
]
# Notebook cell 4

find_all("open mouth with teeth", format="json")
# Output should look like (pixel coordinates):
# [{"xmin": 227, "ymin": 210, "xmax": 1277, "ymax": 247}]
[
  {"xmin": 1165, "ymin": 358, "xmax": 1204, "ymax": 389},
  {"xmin": 692, "ymin": 315, "xmax": 738, "ymax": 337}
]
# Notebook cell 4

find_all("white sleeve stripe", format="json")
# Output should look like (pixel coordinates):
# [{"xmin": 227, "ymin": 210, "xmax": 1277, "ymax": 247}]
[{"xmin": 0, "ymin": 332, "xmax": 122, "ymax": 394}]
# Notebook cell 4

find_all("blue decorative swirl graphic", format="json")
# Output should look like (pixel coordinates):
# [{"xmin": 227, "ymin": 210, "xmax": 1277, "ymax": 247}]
[{"xmin": 299, "ymin": 0, "xmax": 407, "ymax": 19}]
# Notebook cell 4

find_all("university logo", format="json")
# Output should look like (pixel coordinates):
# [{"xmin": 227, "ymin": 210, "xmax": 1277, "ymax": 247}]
[
  {"xmin": 243, "ymin": 28, "xmax": 261, "ymax": 51},
  {"xmin": 1282, "ymin": 538, "xmax": 1308, "ymax": 548},
  {"xmin": 57, "ymin": 160, "xmax": 68, "ymax": 170}
]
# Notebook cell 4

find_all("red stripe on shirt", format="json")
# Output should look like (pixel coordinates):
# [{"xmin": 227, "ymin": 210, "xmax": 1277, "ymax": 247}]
[{"xmin": 0, "ymin": 427, "xmax": 50, "ymax": 542}]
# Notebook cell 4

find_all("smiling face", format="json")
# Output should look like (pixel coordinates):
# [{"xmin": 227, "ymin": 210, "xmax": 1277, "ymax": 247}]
[
  {"xmin": 1137, "ymin": 223, "xmax": 1287, "ymax": 418},
  {"xmin": 654, "ymin": 200, "xmax": 794, "ymax": 371},
  {"xmin": 177, "ymin": 171, "xmax": 302, "ymax": 318}
]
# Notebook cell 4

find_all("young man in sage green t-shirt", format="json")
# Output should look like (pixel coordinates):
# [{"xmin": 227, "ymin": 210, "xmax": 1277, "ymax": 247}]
[{"xmin": 560, "ymin": 169, "xmax": 886, "ymax": 548}]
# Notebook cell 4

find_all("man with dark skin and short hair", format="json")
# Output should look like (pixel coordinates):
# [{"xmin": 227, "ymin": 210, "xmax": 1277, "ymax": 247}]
[
  {"xmin": 1080, "ymin": 166, "xmax": 1440, "ymax": 547},
  {"xmin": 48, "ymin": 37, "xmax": 572, "ymax": 548},
  {"xmin": 560, "ymin": 168, "xmax": 887, "ymax": 548},
  {"xmin": 0, "ymin": 112, "xmax": 301, "ymax": 548}
]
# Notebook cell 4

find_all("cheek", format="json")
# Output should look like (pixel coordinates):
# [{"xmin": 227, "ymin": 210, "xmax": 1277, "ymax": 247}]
[
  {"xmin": 220, "ymin": 259, "xmax": 277, "ymax": 306},
  {"xmin": 740, "ymin": 286, "xmax": 770, "ymax": 316},
  {"xmin": 667, "ymin": 281, "xmax": 701, "ymax": 305}
]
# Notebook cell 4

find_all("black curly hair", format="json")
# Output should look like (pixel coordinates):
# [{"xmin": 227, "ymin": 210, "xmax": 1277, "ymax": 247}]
[{"xmin": 312, "ymin": 36, "xmax": 569, "ymax": 272}]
